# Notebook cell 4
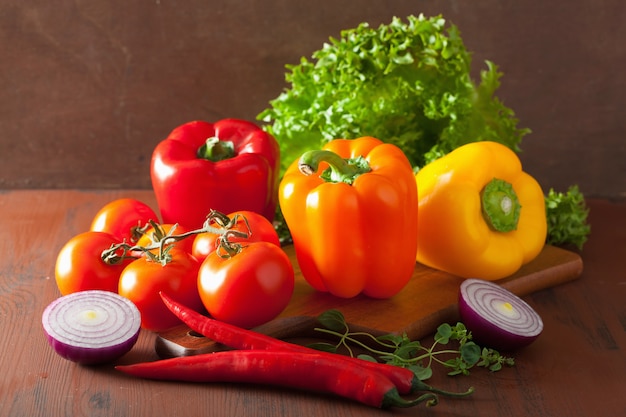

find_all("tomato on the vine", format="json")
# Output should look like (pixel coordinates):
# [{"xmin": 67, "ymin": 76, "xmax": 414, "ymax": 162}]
[
  {"xmin": 55, "ymin": 231, "xmax": 131, "ymax": 295},
  {"xmin": 192, "ymin": 210, "xmax": 280, "ymax": 262},
  {"xmin": 90, "ymin": 198, "xmax": 159, "ymax": 243},
  {"xmin": 118, "ymin": 249, "xmax": 203, "ymax": 332},
  {"xmin": 197, "ymin": 241, "xmax": 294, "ymax": 329},
  {"xmin": 136, "ymin": 223, "xmax": 195, "ymax": 255}
]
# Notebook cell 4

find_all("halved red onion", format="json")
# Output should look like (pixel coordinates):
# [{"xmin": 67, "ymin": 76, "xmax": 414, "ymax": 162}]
[
  {"xmin": 42, "ymin": 290, "xmax": 141, "ymax": 365},
  {"xmin": 459, "ymin": 279, "xmax": 543, "ymax": 351}
]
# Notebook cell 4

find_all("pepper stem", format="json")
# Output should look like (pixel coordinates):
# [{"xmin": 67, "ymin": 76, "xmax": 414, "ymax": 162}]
[
  {"xmin": 298, "ymin": 150, "xmax": 371, "ymax": 185},
  {"xmin": 413, "ymin": 380, "xmax": 475, "ymax": 398},
  {"xmin": 382, "ymin": 389, "xmax": 439, "ymax": 409},
  {"xmin": 480, "ymin": 178, "xmax": 521, "ymax": 232},
  {"xmin": 197, "ymin": 137, "xmax": 235, "ymax": 162}
]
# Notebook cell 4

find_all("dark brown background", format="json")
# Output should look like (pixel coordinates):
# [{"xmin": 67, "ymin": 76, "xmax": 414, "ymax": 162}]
[{"xmin": 1, "ymin": 0, "xmax": 624, "ymax": 198}]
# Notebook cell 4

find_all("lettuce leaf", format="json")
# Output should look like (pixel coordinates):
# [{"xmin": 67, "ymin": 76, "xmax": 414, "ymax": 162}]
[
  {"xmin": 260, "ymin": 14, "xmax": 590, "ymax": 249},
  {"xmin": 545, "ymin": 186, "xmax": 590, "ymax": 250},
  {"xmin": 258, "ymin": 14, "xmax": 530, "ymax": 172}
]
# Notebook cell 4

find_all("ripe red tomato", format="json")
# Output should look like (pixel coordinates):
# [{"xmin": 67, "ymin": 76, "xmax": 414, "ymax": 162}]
[
  {"xmin": 55, "ymin": 231, "xmax": 131, "ymax": 295},
  {"xmin": 90, "ymin": 198, "xmax": 159, "ymax": 243},
  {"xmin": 118, "ymin": 249, "xmax": 203, "ymax": 332},
  {"xmin": 136, "ymin": 223, "xmax": 195, "ymax": 255},
  {"xmin": 197, "ymin": 242, "xmax": 294, "ymax": 329},
  {"xmin": 192, "ymin": 210, "xmax": 280, "ymax": 262}
]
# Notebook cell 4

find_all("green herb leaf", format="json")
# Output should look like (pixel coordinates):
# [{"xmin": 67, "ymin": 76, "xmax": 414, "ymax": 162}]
[
  {"xmin": 316, "ymin": 309, "xmax": 348, "ymax": 333},
  {"xmin": 306, "ymin": 342, "xmax": 338, "ymax": 353},
  {"xmin": 410, "ymin": 364, "xmax": 433, "ymax": 381},
  {"xmin": 449, "ymin": 322, "xmax": 470, "ymax": 342},
  {"xmin": 435, "ymin": 323, "xmax": 452, "ymax": 343},
  {"xmin": 312, "ymin": 310, "xmax": 515, "ymax": 383},
  {"xmin": 445, "ymin": 358, "xmax": 470, "ymax": 376},
  {"xmin": 395, "ymin": 342, "xmax": 421, "ymax": 359},
  {"xmin": 376, "ymin": 333, "xmax": 406, "ymax": 345},
  {"xmin": 460, "ymin": 342, "xmax": 481, "ymax": 366},
  {"xmin": 489, "ymin": 362, "xmax": 503, "ymax": 372},
  {"xmin": 356, "ymin": 354, "xmax": 378, "ymax": 363}
]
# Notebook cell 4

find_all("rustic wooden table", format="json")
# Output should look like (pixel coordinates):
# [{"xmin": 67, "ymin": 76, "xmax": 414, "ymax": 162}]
[{"xmin": 0, "ymin": 190, "xmax": 624, "ymax": 417}]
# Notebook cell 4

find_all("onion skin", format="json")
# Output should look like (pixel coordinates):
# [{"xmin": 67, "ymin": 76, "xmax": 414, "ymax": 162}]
[
  {"xmin": 42, "ymin": 290, "xmax": 141, "ymax": 365},
  {"xmin": 45, "ymin": 333, "xmax": 140, "ymax": 365},
  {"xmin": 458, "ymin": 279, "xmax": 543, "ymax": 352}
]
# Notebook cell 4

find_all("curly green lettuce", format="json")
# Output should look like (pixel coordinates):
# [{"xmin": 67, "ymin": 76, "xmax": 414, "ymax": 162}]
[
  {"xmin": 257, "ymin": 14, "xmax": 530, "ymax": 172},
  {"xmin": 545, "ymin": 186, "xmax": 590, "ymax": 250},
  {"xmin": 259, "ymin": 14, "xmax": 590, "ymax": 249}
]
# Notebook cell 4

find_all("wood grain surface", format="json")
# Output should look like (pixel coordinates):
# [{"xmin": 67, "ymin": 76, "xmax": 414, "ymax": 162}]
[
  {"xmin": 155, "ymin": 230, "xmax": 582, "ymax": 358},
  {"xmin": 0, "ymin": 190, "xmax": 624, "ymax": 417},
  {"xmin": 281, "ymin": 244, "xmax": 582, "ymax": 335}
]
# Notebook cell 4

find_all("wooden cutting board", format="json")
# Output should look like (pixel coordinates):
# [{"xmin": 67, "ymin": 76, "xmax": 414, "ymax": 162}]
[{"xmin": 156, "ymin": 244, "xmax": 583, "ymax": 357}]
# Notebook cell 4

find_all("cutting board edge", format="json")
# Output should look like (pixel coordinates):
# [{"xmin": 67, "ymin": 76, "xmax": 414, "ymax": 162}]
[
  {"xmin": 399, "ymin": 245, "xmax": 584, "ymax": 340},
  {"xmin": 499, "ymin": 245, "xmax": 584, "ymax": 297}
]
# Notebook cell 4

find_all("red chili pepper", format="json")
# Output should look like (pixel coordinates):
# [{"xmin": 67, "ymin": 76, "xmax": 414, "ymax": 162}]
[
  {"xmin": 116, "ymin": 350, "xmax": 437, "ymax": 409},
  {"xmin": 159, "ymin": 292, "xmax": 472, "ymax": 399},
  {"xmin": 150, "ymin": 119, "xmax": 280, "ymax": 229}
]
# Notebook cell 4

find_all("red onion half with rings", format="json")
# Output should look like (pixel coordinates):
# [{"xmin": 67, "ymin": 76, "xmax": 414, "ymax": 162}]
[
  {"xmin": 42, "ymin": 290, "xmax": 141, "ymax": 365},
  {"xmin": 459, "ymin": 279, "xmax": 544, "ymax": 352}
]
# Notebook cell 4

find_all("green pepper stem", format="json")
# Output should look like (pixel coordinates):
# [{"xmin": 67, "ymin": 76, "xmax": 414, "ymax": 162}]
[
  {"xmin": 197, "ymin": 137, "xmax": 236, "ymax": 162},
  {"xmin": 298, "ymin": 149, "xmax": 371, "ymax": 185},
  {"xmin": 480, "ymin": 178, "xmax": 521, "ymax": 232},
  {"xmin": 412, "ymin": 379, "xmax": 475, "ymax": 398},
  {"xmin": 382, "ymin": 390, "xmax": 439, "ymax": 409}
]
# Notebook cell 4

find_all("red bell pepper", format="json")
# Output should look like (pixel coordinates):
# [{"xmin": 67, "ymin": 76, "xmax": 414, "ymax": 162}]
[{"xmin": 150, "ymin": 119, "xmax": 280, "ymax": 229}]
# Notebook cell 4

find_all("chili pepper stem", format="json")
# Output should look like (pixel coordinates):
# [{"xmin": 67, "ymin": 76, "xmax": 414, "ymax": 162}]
[
  {"xmin": 480, "ymin": 178, "xmax": 521, "ymax": 232},
  {"xmin": 298, "ymin": 150, "xmax": 371, "ymax": 185},
  {"xmin": 413, "ymin": 381, "xmax": 475, "ymax": 398},
  {"xmin": 383, "ymin": 391, "xmax": 439, "ymax": 408}
]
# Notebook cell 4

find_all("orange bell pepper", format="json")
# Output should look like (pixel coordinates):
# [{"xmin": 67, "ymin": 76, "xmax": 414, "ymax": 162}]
[
  {"xmin": 279, "ymin": 137, "xmax": 418, "ymax": 298},
  {"xmin": 415, "ymin": 141, "xmax": 547, "ymax": 280}
]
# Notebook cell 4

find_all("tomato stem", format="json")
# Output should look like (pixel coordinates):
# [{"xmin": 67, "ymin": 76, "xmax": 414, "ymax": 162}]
[
  {"xmin": 213, "ymin": 231, "xmax": 247, "ymax": 259},
  {"xmin": 100, "ymin": 210, "xmax": 251, "ymax": 265}
]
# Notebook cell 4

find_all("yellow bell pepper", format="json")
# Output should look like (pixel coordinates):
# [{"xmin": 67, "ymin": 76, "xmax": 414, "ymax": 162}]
[{"xmin": 415, "ymin": 141, "xmax": 547, "ymax": 280}]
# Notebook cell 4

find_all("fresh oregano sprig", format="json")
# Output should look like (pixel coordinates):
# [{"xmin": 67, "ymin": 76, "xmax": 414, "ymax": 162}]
[{"xmin": 310, "ymin": 309, "xmax": 515, "ymax": 381}]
